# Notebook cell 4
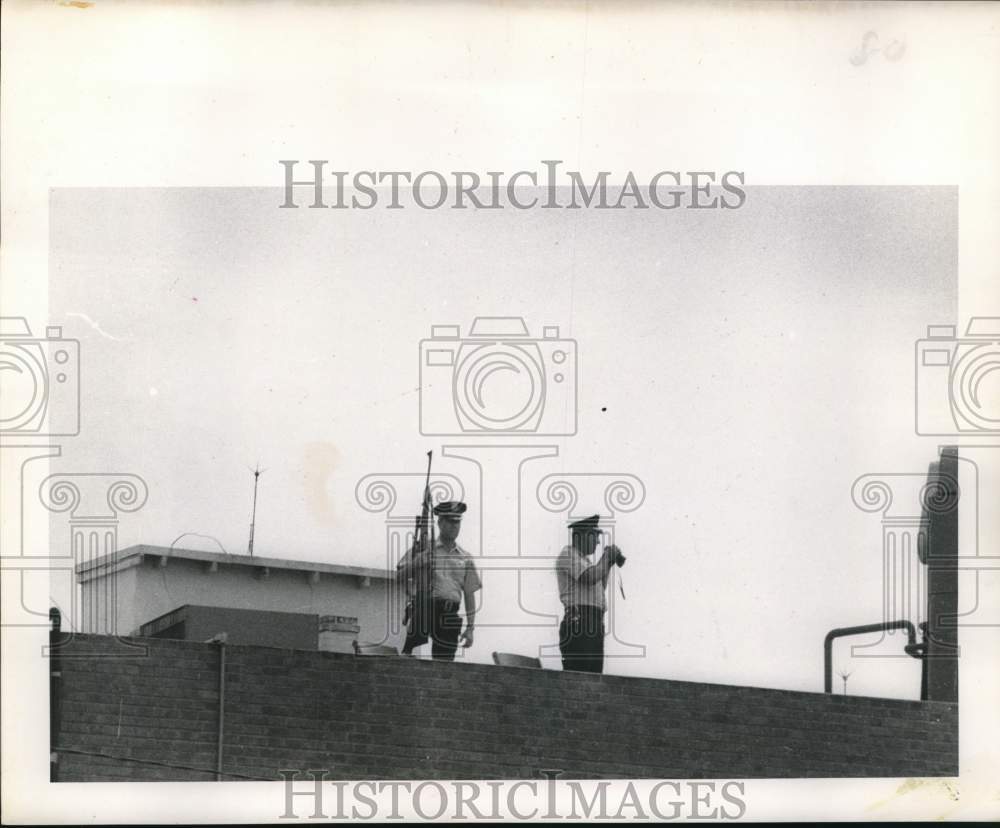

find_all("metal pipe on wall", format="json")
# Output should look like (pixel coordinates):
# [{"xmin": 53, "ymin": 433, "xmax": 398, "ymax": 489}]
[
  {"xmin": 211, "ymin": 633, "xmax": 228, "ymax": 781},
  {"xmin": 823, "ymin": 621, "xmax": 923, "ymax": 696},
  {"xmin": 49, "ymin": 608, "xmax": 63, "ymax": 782}
]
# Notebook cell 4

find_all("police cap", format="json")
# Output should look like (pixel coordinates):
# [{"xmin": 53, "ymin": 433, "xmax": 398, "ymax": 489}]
[
  {"xmin": 568, "ymin": 514, "xmax": 601, "ymax": 531},
  {"xmin": 434, "ymin": 501, "xmax": 467, "ymax": 519}
]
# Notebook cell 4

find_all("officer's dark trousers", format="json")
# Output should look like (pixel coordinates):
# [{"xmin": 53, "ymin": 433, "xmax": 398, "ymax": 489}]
[
  {"xmin": 559, "ymin": 605, "xmax": 605, "ymax": 673},
  {"xmin": 403, "ymin": 598, "xmax": 462, "ymax": 661}
]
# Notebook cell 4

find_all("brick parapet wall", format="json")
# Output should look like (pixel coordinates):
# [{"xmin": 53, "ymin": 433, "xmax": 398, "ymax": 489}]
[{"xmin": 51, "ymin": 635, "xmax": 957, "ymax": 781}]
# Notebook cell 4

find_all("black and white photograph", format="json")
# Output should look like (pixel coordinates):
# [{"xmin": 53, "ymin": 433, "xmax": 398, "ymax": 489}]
[{"xmin": 2, "ymin": 1, "xmax": 998, "ymax": 823}]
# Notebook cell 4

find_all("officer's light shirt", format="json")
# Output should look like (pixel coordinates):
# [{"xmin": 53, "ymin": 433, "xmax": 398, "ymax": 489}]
[
  {"xmin": 400, "ymin": 540, "xmax": 481, "ymax": 603},
  {"xmin": 556, "ymin": 545, "xmax": 607, "ymax": 611}
]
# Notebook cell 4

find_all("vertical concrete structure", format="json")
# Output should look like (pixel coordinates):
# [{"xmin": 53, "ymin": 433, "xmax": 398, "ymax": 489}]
[
  {"xmin": 850, "ymin": 446, "xmax": 961, "ymax": 702},
  {"xmin": 920, "ymin": 446, "xmax": 959, "ymax": 703}
]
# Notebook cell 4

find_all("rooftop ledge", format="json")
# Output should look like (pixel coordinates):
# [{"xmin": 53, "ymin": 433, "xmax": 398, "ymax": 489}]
[
  {"xmin": 74, "ymin": 544, "xmax": 393, "ymax": 584},
  {"xmin": 59, "ymin": 633, "xmax": 959, "ymax": 714},
  {"xmin": 51, "ymin": 635, "xmax": 958, "ymax": 781}
]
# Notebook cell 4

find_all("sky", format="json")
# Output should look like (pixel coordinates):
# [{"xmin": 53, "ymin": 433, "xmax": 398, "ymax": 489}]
[{"xmin": 45, "ymin": 184, "xmax": 957, "ymax": 699}]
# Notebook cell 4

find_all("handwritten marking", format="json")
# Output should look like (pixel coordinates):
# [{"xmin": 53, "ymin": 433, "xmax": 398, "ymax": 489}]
[{"xmin": 850, "ymin": 31, "xmax": 907, "ymax": 66}]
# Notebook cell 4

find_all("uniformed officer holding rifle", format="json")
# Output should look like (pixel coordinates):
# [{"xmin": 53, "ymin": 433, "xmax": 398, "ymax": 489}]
[{"xmin": 397, "ymin": 460, "xmax": 481, "ymax": 660}]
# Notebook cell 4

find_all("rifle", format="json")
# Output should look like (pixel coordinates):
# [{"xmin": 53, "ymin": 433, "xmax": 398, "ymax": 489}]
[
  {"xmin": 402, "ymin": 451, "xmax": 434, "ymax": 648},
  {"xmin": 415, "ymin": 450, "xmax": 434, "ymax": 560}
]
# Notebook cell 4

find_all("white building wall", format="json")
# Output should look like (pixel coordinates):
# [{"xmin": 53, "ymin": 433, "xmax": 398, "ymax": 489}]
[
  {"xmin": 82, "ymin": 555, "xmax": 403, "ymax": 648},
  {"xmin": 78, "ymin": 564, "xmax": 137, "ymax": 635}
]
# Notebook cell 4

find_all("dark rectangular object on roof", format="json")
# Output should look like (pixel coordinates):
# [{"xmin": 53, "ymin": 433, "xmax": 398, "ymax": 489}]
[{"xmin": 138, "ymin": 605, "xmax": 319, "ymax": 650}]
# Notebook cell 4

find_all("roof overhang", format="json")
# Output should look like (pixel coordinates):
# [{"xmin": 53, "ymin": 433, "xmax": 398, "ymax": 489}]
[{"xmin": 75, "ymin": 544, "xmax": 393, "ymax": 586}]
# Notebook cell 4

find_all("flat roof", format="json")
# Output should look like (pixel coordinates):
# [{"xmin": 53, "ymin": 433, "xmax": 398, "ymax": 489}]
[{"xmin": 75, "ymin": 544, "xmax": 393, "ymax": 584}]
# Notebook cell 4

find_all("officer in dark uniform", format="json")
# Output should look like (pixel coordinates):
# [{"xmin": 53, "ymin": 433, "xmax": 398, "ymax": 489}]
[
  {"xmin": 555, "ymin": 514, "xmax": 625, "ymax": 673},
  {"xmin": 397, "ymin": 501, "xmax": 481, "ymax": 660}
]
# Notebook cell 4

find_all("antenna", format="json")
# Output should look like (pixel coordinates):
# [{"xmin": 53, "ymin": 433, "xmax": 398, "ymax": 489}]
[
  {"xmin": 838, "ymin": 669, "xmax": 853, "ymax": 696},
  {"xmin": 248, "ymin": 463, "xmax": 267, "ymax": 558}
]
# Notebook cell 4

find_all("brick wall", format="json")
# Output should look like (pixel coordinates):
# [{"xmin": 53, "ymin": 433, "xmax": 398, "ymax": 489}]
[{"xmin": 51, "ymin": 635, "xmax": 957, "ymax": 782}]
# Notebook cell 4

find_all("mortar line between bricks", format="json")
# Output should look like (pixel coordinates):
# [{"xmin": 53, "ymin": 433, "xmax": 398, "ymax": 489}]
[{"xmin": 53, "ymin": 746, "xmax": 272, "ymax": 781}]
